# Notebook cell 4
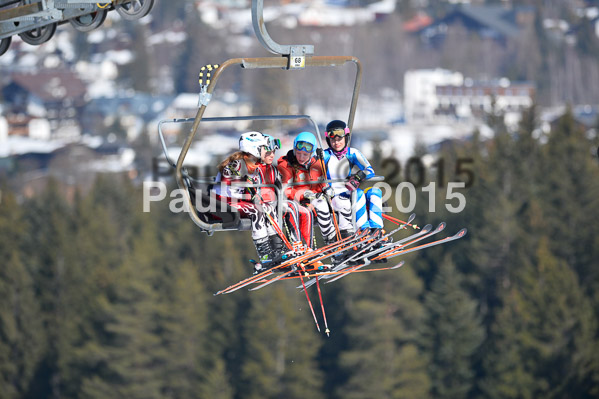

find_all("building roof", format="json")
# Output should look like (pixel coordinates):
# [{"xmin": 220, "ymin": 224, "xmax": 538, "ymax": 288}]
[
  {"xmin": 420, "ymin": 4, "xmax": 531, "ymax": 40},
  {"xmin": 10, "ymin": 69, "xmax": 87, "ymax": 102},
  {"xmin": 403, "ymin": 13, "xmax": 433, "ymax": 33},
  {"xmin": 456, "ymin": 5, "xmax": 521, "ymax": 38}
]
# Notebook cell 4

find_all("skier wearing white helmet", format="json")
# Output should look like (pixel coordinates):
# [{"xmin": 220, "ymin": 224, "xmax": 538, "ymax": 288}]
[{"xmin": 213, "ymin": 131, "xmax": 286, "ymax": 266}]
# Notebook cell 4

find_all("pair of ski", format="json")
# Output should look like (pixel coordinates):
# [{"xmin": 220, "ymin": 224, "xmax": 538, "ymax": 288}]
[
  {"xmin": 299, "ymin": 223, "xmax": 467, "ymax": 288},
  {"xmin": 215, "ymin": 213, "xmax": 468, "ymax": 335},
  {"xmin": 216, "ymin": 213, "xmax": 418, "ymax": 294},
  {"xmin": 238, "ymin": 214, "xmax": 418, "ymax": 292},
  {"xmin": 299, "ymin": 213, "xmax": 419, "ymax": 288},
  {"xmin": 214, "ymin": 227, "xmax": 374, "ymax": 295}
]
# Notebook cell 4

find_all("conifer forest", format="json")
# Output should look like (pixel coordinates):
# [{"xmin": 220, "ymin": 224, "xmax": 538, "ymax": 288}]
[{"xmin": 1, "ymin": 107, "xmax": 598, "ymax": 398}]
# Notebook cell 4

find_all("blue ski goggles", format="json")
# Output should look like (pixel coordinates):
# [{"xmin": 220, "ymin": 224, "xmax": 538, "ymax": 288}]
[{"xmin": 294, "ymin": 141, "xmax": 314, "ymax": 153}]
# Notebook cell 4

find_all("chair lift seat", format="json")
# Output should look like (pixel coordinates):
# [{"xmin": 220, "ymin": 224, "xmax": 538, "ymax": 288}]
[{"xmin": 185, "ymin": 177, "xmax": 252, "ymax": 231}]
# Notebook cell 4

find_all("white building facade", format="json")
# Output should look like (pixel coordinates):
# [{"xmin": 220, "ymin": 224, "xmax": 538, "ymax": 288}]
[
  {"xmin": 404, "ymin": 69, "xmax": 535, "ymax": 129},
  {"xmin": 403, "ymin": 68, "xmax": 464, "ymax": 123}
]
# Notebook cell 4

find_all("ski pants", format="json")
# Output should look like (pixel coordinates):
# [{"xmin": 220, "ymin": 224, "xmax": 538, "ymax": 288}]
[
  {"xmin": 331, "ymin": 195, "xmax": 353, "ymax": 232},
  {"xmin": 355, "ymin": 187, "xmax": 383, "ymax": 229},
  {"xmin": 332, "ymin": 187, "xmax": 383, "ymax": 231},
  {"xmin": 280, "ymin": 200, "xmax": 314, "ymax": 248},
  {"xmin": 220, "ymin": 197, "xmax": 269, "ymax": 240},
  {"xmin": 304, "ymin": 196, "xmax": 336, "ymax": 241}
]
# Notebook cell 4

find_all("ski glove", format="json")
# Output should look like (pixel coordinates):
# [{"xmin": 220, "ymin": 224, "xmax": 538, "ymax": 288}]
[
  {"xmin": 345, "ymin": 171, "xmax": 366, "ymax": 192},
  {"xmin": 322, "ymin": 186, "xmax": 335, "ymax": 198},
  {"xmin": 303, "ymin": 190, "xmax": 316, "ymax": 200}
]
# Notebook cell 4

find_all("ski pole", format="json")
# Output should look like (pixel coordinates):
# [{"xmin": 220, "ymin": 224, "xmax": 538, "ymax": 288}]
[
  {"xmin": 314, "ymin": 276, "xmax": 330, "ymax": 336},
  {"xmin": 383, "ymin": 214, "xmax": 420, "ymax": 229},
  {"xmin": 244, "ymin": 177, "xmax": 294, "ymax": 250},
  {"xmin": 296, "ymin": 264, "xmax": 321, "ymax": 333}
]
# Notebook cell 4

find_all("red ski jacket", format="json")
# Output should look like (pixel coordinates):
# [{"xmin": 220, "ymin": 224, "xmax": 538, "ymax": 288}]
[{"xmin": 277, "ymin": 150, "xmax": 326, "ymax": 203}]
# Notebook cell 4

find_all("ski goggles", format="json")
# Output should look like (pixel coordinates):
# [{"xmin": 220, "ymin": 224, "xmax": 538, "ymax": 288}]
[
  {"xmin": 266, "ymin": 137, "xmax": 281, "ymax": 152},
  {"xmin": 294, "ymin": 141, "xmax": 314, "ymax": 153},
  {"xmin": 326, "ymin": 127, "xmax": 350, "ymax": 138}
]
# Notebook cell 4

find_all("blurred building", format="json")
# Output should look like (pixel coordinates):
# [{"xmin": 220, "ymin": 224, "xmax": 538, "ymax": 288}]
[
  {"xmin": 1, "ymin": 69, "xmax": 87, "ymax": 140},
  {"xmin": 435, "ymin": 79, "xmax": 535, "ymax": 123},
  {"xmin": 404, "ymin": 68, "xmax": 464, "ymax": 123},
  {"xmin": 404, "ymin": 68, "xmax": 535, "ymax": 130},
  {"xmin": 415, "ymin": 4, "xmax": 535, "ymax": 46}
]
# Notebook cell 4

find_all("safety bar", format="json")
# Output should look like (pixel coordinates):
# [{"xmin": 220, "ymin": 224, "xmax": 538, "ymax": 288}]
[{"xmin": 158, "ymin": 114, "xmax": 325, "ymax": 169}]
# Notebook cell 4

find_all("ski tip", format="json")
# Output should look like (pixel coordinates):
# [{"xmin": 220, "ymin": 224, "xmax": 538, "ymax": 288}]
[
  {"xmin": 408, "ymin": 213, "xmax": 416, "ymax": 223},
  {"xmin": 455, "ymin": 228, "xmax": 468, "ymax": 238},
  {"xmin": 391, "ymin": 261, "xmax": 405, "ymax": 269},
  {"xmin": 437, "ymin": 222, "xmax": 446, "ymax": 232},
  {"xmin": 422, "ymin": 224, "xmax": 433, "ymax": 233}
]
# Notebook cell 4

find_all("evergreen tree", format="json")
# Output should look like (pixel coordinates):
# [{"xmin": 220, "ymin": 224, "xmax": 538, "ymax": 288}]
[
  {"xmin": 241, "ymin": 285, "xmax": 324, "ymax": 399},
  {"xmin": 80, "ymin": 269, "xmax": 164, "ymax": 399},
  {"xmin": 79, "ymin": 209, "xmax": 166, "ymax": 399},
  {"xmin": 60, "ymin": 188, "xmax": 132, "ymax": 398},
  {"xmin": 450, "ymin": 118, "xmax": 520, "ymax": 319},
  {"xmin": 22, "ymin": 182, "xmax": 84, "ymax": 399},
  {"xmin": 197, "ymin": 358, "xmax": 233, "ymax": 399},
  {"xmin": 0, "ymin": 191, "xmax": 44, "ymax": 398},
  {"xmin": 420, "ymin": 259, "xmax": 485, "ymax": 399},
  {"xmin": 337, "ymin": 266, "xmax": 430, "ymax": 399},
  {"xmin": 161, "ymin": 260, "xmax": 232, "ymax": 399},
  {"xmin": 481, "ymin": 238, "xmax": 598, "ymax": 398},
  {"xmin": 540, "ymin": 107, "xmax": 599, "ymax": 289},
  {"xmin": 130, "ymin": 24, "xmax": 152, "ymax": 93}
]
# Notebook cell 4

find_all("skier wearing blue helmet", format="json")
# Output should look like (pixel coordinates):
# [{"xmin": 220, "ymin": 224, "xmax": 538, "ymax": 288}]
[
  {"xmin": 278, "ymin": 131, "xmax": 337, "ymax": 246},
  {"xmin": 324, "ymin": 120, "xmax": 383, "ymax": 236}
]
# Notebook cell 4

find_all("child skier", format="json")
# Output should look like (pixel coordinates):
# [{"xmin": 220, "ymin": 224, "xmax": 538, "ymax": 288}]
[
  {"xmin": 255, "ymin": 134, "xmax": 315, "ymax": 251},
  {"xmin": 213, "ymin": 131, "xmax": 287, "ymax": 266},
  {"xmin": 323, "ymin": 120, "xmax": 383, "ymax": 237},
  {"xmin": 277, "ymin": 131, "xmax": 337, "ymax": 246}
]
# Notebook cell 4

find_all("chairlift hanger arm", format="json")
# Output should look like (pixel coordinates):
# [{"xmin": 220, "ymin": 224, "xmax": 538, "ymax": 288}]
[{"xmin": 251, "ymin": 0, "xmax": 313, "ymax": 57}]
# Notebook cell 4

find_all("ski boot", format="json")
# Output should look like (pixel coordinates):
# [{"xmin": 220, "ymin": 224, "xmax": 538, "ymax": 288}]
[
  {"xmin": 364, "ymin": 228, "xmax": 388, "ymax": 263},
  {"xmin": 332, "ymin": 230, "xmax": 361, "ymax": 266},
  {"xmin": 320, "ymin": 233, "xmax": 339, "ymax": 256},
  {"xmin": 252, "ymin": 235, "xmax": 289, "ymax": 275}
]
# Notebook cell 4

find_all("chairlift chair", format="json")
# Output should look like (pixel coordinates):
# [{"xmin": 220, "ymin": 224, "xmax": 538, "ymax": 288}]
[{"xmin": 169, "ymin": 0, "xmax": 364, "ymax": 235}]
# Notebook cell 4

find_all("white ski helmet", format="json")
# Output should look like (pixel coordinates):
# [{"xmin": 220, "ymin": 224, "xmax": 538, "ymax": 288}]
[{"xmin": 239, "ymin": 131, "xmax": 269, "ymax": 159}]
